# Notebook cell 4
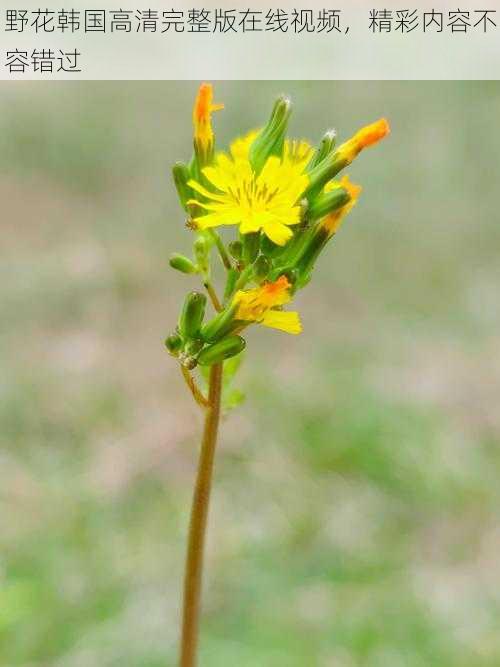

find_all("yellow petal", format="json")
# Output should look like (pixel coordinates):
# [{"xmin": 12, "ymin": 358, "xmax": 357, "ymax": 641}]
[{"xmin": 261, "ymin": 310, "xmax": 302, "ymax": 334}]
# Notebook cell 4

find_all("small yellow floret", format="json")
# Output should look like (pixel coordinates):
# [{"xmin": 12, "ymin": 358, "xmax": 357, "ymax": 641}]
[{"xmin": 233, "ymin": 276, "xmax": 302, "ymax": 334}]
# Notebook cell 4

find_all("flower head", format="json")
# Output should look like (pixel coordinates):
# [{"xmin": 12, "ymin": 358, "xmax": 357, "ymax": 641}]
[
  {"xmin": 193, "ymin": 83, "xmax": 224, "ymax": 164},
  {"xmin": 188, "ymin": 133, "xmax": 313, "ymax": 246},
  {"xmin": 233, "ymin": 275, "xmax": 302, "ymax": 334}
]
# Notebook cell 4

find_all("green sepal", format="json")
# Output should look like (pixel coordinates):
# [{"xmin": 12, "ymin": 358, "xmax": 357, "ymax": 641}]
[
  {"xmin": 178, "ymin": 291, "xmax": 207, "ymax": 340},
  {"xmin": 224, "ymin": 268, "xmax": 240, "ymax": 302},
  {"xmin": 172, "ymin": 162, "xmax": 192, "ymax": 211},
  {"xmin": 169, "ymin": 253, "xmax": 198, "ymax": 274},
  {"xmin": 197, "ymin": 335, "xmax": 246, "ymax": 366}
]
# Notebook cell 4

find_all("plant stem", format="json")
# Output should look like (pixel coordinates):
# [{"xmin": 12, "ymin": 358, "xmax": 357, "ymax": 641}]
[
  {"xmin": 209, "ymin": 230, "xmax": 232, "ymax": 271},
  {"xmin": 179, "ymin": 362, "xmax": 223, "ymax": 667},
  {"xmin": 203, "ymin": 280, "xmax": 223, "ymax": 312}
]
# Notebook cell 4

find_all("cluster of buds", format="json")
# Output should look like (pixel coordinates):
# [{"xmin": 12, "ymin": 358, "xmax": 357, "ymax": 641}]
[{"xmin": 166, "ymin": 83, "xmax": 389, "ymax": 373}]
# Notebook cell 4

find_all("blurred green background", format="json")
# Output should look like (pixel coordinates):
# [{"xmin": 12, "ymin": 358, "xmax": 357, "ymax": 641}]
[{"xmin": 1, "ymin": 82, "xmax": 500, "ymax": 667}]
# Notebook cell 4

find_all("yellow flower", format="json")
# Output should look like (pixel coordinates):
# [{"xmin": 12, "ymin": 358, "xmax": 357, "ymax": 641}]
[
  {"xmin": 337, "ymin": 118, "xmax": 390, "ymax": 164},
  {"xmin": 188, "ymin": 133, "xmax": 313, "ymax": 246},
  {"xmin": 193, "ymin": 83, "xmax": 224, "ymax": 161},
  {"xmin": 321, "ymin": 176, "xmax": 362, "ymax": 237},
  {"xmin": 233, "ymin": 275, "xmax": 302, "ymax": 334}
]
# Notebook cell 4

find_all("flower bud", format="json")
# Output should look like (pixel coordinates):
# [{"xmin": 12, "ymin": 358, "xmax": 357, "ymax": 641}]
[
  {"xmin": 308, "ymin": 129, "xmax": 336, "ymax": 170},
  {"xmin": 200, "ymin": 303, "xmax": 238, "ymax": 342},
  {"xmin": 308, "ymin": 186, "xmax": 350, "ymax": 222},
  {"xmin": 193, "ymin": 83, "xmax": 224, "ymax": 169},
  {"xmin": 306, "ymin": 119, "xmax": 389, "ymax": 200},
  {"xmin": 197, "ymin": 335, "xmax": 246, "ymax": 366},
  {"xmin": 179, "ymin": 291, "xmax": 207, "ymax": 339},
  {"xmin": 172, "ymin": 162, "xmax": 192, "ymax": 211},
  {"xmin": 241, "ymin": 232, "xmax": 260, "ymax": 265},
  {"xmin": 165, "ymin": 333, "xmax": 182, "ymax": 355},
  {"xmin": 169, "ymin": 253, "xmax": 198, "ymax": 274},
  {"xmin": 249, "ymin": 95, "xmax": 292, "ymax": 174}
]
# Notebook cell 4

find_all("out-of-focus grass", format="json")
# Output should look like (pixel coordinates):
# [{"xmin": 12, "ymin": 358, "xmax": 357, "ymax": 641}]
[{"xmin": 1, "ymin": 82, "xmax": 500, "ymax": 667}]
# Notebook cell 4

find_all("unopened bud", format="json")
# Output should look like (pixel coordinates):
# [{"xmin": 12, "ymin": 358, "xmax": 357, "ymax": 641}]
[
  {"xmin": 249, "ymin": 95, "xmax": 292, "ymax": 174},
  {"xmin": 308, "ymin": 130, "xmax": 337, "ymax": 170},
  {"xmin": 169, "ymin": 253, "xmax": 198, "ymax": 274},
  {"xmin": 165, "ymin": 333, "xmax": 183, "ymax": 355},
  {"xmin": 308, "ymin": 186, "xmax": 350, "ymax": 222},
  {"xmin": 200, "ymin": 303, "xmax": 238, "ymax": 343},
  {"xmin": 197, "ymin": 335, "xmax": 246, "ymax": 366},
  {"xmin": 179, "ymin": 291, "xmax": 207, "ymax": 340}
]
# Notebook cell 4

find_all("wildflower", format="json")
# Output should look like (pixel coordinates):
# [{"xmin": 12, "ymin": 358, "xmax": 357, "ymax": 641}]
[
  {"xmin": 193, "ymin": 83, "xmax": 224, "ymax": 166},
  {"xmin": 188, "ymin": 134, "xmax": 313, "ymax": 246},
  {"xmin": 233, "ymin": 275, "xmax": 302, "ymax": 334}
]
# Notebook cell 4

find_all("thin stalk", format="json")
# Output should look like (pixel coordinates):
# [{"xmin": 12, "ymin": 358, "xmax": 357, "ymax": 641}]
[
  {"xmin": 203, "ymin": 280, "xmax": 223, "ymax": 312},
  {"xmin": 179, "ymin": 362, "xmax": 223, "ymax": 667},
  {"xmin": 180, "ymin": 366, "xmax": 209, "ymax": 409},
  {"xmin": 209, "ymin": 230, "xmax": 232, "ymax": 271}
]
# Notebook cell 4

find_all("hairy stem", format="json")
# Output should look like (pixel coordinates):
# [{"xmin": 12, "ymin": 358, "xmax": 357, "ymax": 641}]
[{"xmin": 179, "ymin": 362, "xmax": 223, "ymax": 667}]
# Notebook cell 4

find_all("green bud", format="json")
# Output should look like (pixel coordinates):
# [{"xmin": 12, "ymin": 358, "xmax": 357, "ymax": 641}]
[
  {"xmin": 169, "ymin": 253, "xmax": 198, "ymax": 274},
  {"xmin": 200, "ymin": 303, "xmax": 238, "ymax": 342},
  {"xmin": 293, "ymin": 227, "xmax": 330, "ymax": 288},
  {"xmin": 165, "ymin": 333, "xmax": 183, "ymax": 355},
  {"xmin": 228, "ymin": 240, "xmax": 243, "ymax": 260},
  {"xmin": 253, "ymin": 255, "xmax": 271, "ymax": 281},
  {"xmin": 197, "ymin": 335, "xmax": 246, "ymax": 366},
  {"xmin": 305, "ymin": 151, "xmax": 348, "ymax": 202},
  {"xmin": 308, "ymin": 130, "xmax": 337, "ymax": 170},
  {"xmin": 308, "ymin": 187, "xmax": 350, "ymax": 222},
  {"xmin": 241, "ymin": 232, "xmax": 260, "ymax": 265},
  {"xmin": 172, "ymin": 162, "xmax": 192, "ymax": 211},
  {"xmin": 179, "ymin": 291, "xmax": 207, "ymax": 339},
  {"xmin": 249, "ymin": 95, "xmax": 292, "ymax": 174}
]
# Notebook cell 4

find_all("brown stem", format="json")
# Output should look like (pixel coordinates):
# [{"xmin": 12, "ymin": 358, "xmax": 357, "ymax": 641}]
[
  {"xmin": 181, "ymin": 366, "xmax": 209, "ymax": 409},
  {"xmin": 179, "ymin": 362, "xmax": 223, "ymax": 667}
]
